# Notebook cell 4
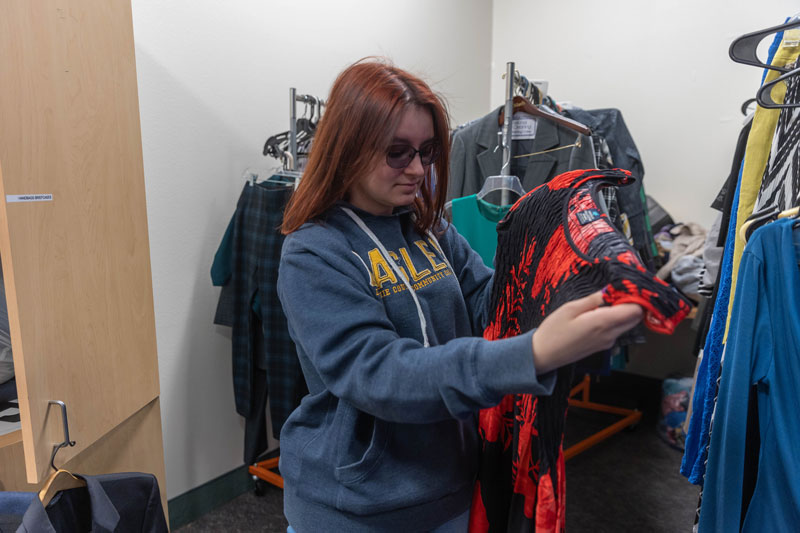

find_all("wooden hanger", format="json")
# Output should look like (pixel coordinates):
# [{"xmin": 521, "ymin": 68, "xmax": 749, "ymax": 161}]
[
  {"xmin": 38, "ymin": 469, "xmax": 86, "ymax": 506},
  {"xmin": 498, "ymin": 95, "xmax": 592, "ymax": 136},
  {"xmin": 37, "ymin": 399, "xmax": 86, "ymax": 506},
  {"xmin": 740, "ymin": 205, "xmax": 800, "ymax": 242},
  {"xmin": 780, "ymin": 205, "xmax": 800, "ymax": 219}
]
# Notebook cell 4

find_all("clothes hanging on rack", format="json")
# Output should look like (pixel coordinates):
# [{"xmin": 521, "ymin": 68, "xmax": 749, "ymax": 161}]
[
  {"xmin": 682, "ymin": 27, "xmax": 791, "ymax": 485},
  {"xmin": 754, "ymin": 60, "xmax": 800, "ymax": 212},
  {"xmin": 562, "ymin": 107, "xmax": 656, "ymax": 266},
  {"xmin": 211, "ymin": 178, "xmax": 307, "ymax": 464},
  {"xmin": 14, "ymin": 472, "xmax": 167, "ymax": 532},
  {"xmin": 693, "ymin": 119, "xmax": 754, "ymax": 355},
  {"xmin": 447, "ymin": 105, "xmax": 595, "ymax": 202},
  {"xmin": 697, "ymin": 214, "xmax": 724, "ymax": 298},
  {"xmin": 725, "ymin": 34, "xmax": 800, "ymax": 343},
  {"xmin": 469, "ymin": 169, "xmax": 691, "ymax": 533},
  {"xmin": 682, "ymin": 160, "xmax": 744, "ymax": 484},
  {"xmin": 697, "ymin": 219, "xmax": 800, "ymax": 532},
  {"xmin": 683, "ymin": 22, "xmax": 800, "ymax": 528},
  {"xmin": 449, "ymin": 194, "xmax": 511, "ymax": 268}
]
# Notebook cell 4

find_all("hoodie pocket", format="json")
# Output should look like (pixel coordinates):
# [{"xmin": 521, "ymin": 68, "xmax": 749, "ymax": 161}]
[{"xmin": 333, "ymin": 405, "xmax": 391, "ymax": 485}]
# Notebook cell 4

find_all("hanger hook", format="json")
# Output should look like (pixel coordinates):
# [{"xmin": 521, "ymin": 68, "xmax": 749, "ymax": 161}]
[
  {"xmin": 48, "ymin": 400, "xmax": 76, "ymax": 471},
  {"xmin": 307, "ymin": 96, "xmax": 316, "ymax": 122}
]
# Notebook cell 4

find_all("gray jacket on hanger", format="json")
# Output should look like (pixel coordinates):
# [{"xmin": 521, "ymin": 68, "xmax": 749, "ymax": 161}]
[
  {"xmin": 563, "ymin": 106, "xmax": 653, "ymax": 263},
  {"xmin": 447, "ymin": 106, "xmax": 595, "ymax": 201}
]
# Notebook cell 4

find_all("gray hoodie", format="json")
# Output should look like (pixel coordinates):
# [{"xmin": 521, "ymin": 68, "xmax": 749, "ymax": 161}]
[{"xmin": 277, "ymin": 202, "xmax": 555, "ymax": 532}]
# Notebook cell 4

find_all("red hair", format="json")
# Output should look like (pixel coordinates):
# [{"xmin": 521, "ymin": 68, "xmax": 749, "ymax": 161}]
[{"xmin": 281, "ymin": 59, "xmax": 451, "ymax": 235}]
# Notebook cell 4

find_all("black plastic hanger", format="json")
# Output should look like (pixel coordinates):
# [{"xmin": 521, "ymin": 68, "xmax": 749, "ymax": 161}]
[
  {"xmin": 756, "ymin": 65, "xmax": 800, "ymax": 109},
  {"xmin": 741, "ymin": 97, "xmax": 757, "ymax": 115},
  {"xmin": 263, "ymin": 131, "xmax": 289, "ymax": 158},
  {"xmin": 729, "ymin": 17, "xmax": 800, "ymax": 73}
]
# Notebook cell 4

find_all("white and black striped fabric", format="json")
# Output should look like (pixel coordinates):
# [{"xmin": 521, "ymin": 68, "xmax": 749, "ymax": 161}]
[{"xmin": 755, "ymin": 61, "xmax": 800, "ymax": 212}]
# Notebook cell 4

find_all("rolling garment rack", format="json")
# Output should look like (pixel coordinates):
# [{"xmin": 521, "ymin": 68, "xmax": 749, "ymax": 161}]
[
  {"xmin": 499, "ymin": 62, "xmax": 516, "ymax": 206},
  {"xmin": 248, "ymin": 88, "xmax": 322, "ymax": 493}
]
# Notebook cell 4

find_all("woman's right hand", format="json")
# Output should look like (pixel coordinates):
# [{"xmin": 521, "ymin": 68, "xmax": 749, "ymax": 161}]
[{"xmin": 531, "ymin": 291, "xmax": 644, "ymax": 374}]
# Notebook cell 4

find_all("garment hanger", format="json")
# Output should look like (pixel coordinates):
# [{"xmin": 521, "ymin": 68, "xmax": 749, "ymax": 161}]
[
  {"xmin": 243, "ymin": 163, "xmax": 300, "ymax": 188},
  {"xmin": 513, "ymin": 137, "xmax": 583, "ymax": 159},
  {"xmin": 443, "ymin": 174, "xmax": 525, "ymax": 213},
  {"xmin": 498, "ymin": 95, "xmax": 592, "ymax": 136},
  {"xmin": 789, "ymin": 206, "xmax": 800, "ymax": 230},
  {"xmin": 729, "ymin": 15, "xmax": 800, "ymax": 73},
  {"xmin": 263, "ymin": 131, "xmax": 290, "ymax": 159},
  {"xmin": 38, "ymin": 400, "xmax": 86, "ymax": 507},
  {"xmin": 39, "ymin": 470, "xmax": 86, "ymax": 507},
  {"xmin": 740, "ymin": 204, "xmax": 800, "ymax": 242},
  {"xmin": 756, "ymin": 64, "xmax": 800, "ymax": 109},
  {"xmin": 740, "ymin": 205, "xmax": 780, "ymax": 242},
  {"xmin": 296, "ymin": 118, "xmax": 316, "ymax": 137},
  {"xmin": 263, "ymin": 95, "xmax": 324, "ymax": 162},
  {"xmin": 476, "ymin": 175, "xmax": 526, "ymax": 204},
  {"xmin": 779, "ymin": 205, "xmax": 800, "ymax": 219},
  {"xmin": 741, "ymin": 97, "xmax": 757, "ymax": 115}
]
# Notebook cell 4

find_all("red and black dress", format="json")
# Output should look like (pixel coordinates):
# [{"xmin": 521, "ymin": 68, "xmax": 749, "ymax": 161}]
[{"xmin": 469, "ymin": 168, "xmax": 692, "ymax": 532}]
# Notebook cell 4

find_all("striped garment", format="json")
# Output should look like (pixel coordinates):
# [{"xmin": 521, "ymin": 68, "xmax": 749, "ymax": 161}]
[{"xmin": 755, "ymin": 60, "xmax": 800, "ymax": 213}]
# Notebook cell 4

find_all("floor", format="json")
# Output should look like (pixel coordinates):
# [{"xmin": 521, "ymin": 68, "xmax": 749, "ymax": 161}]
[
  {"xmin": 176, "ymin": 373, "xmax": 701, "ymax": 532},
  {"xmin": 564, "ymin": 408, "xmax": 699, "ymax": 532}
]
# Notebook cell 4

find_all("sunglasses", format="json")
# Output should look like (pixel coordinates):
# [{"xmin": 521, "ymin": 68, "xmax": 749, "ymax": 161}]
[{"xmin": 385, "ymin": 142, "xmax": 439, "ymax": 169}]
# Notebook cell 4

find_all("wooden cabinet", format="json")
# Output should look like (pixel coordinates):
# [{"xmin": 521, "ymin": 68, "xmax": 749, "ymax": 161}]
[{"xmin": 0, "ymin": 0, "xmax": 167, "ymax": 514}]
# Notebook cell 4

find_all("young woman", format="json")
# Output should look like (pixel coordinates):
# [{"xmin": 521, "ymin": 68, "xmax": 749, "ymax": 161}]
[{"xmin": 277, "ymin": 59, "xmax": 643, "ymax": 532}]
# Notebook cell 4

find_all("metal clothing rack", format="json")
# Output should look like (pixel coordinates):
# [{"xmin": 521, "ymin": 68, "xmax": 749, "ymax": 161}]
[
  {"xmin": 288, "ymin": 88, "xmax": 325, "ymax": 171},
  {"xmin": 262, "ymin": 88, "xmax": 325, "ymax": 183},
  {"xmin": 249, "ymin": 87, "xmax": 323, "ymax": 494},
  {"xmin": 499, "ymin": 62, "xmax": 516, "ymax": 206},
  {"xmin": 564, "ymin": 375, "xmax": 642, "ymax": 460}
]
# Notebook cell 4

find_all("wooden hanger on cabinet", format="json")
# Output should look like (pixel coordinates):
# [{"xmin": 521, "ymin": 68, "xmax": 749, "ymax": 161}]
[
  {"xmin": 498, "ymin": 95, "xmax": 592, "ymax": 136},
  {"xmin": 39, "ymin": 469, "xmax": 86, "ymax": 506},
  {"xmin": 38, "ymin": 400, "xmax": 86, "ymax": 506}
]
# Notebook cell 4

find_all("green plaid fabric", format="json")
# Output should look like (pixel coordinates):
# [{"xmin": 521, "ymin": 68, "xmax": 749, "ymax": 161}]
[{"xmin": 212, "ymin": 180, "xmax": 306, "ymax": 431}]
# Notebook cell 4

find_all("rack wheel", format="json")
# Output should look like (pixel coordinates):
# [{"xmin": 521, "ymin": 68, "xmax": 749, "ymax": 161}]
[{"xmin": 254, "ymin": 478, "xmax": 268, "ymax": 497}]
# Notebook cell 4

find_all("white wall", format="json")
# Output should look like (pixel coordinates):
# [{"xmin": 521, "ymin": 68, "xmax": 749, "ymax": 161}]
[
  {"xmin": 491, "ymin": 0, "xmax": 799, "ymax": 229},
  {"xmin": 130, "ymin": 0, "xmax": 493, "ymax": 499}
]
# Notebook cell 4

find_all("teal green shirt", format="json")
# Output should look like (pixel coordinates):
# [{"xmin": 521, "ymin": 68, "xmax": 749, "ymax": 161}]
[{"xmin": 450, "ymin": 194, "xmax": 510, "ymax": 268}]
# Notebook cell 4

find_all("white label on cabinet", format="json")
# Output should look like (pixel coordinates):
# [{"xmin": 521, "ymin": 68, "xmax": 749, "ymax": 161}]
[{"xmin": 6, "ymin": 194, "xmax": 53, "ymax": 203}]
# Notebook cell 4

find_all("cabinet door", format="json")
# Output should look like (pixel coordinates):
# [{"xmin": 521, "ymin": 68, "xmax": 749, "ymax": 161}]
[{"xmin": 0, "ymin": 0, "xmax": 160, "ymax": 483}]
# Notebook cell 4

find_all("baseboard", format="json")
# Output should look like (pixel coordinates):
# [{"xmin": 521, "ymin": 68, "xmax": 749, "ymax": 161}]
[{"xmin": 168, "ymin": 448, "xmax": 280, "ymax": 530}]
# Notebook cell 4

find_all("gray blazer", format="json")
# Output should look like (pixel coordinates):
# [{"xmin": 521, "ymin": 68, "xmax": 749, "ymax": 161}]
[{"xmin": 447, "ymin": 106, "xmax": 596, "ymax": 201}]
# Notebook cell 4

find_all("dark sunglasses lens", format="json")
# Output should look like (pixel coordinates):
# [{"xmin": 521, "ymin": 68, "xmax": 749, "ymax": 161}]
[
  {"xmin": 386, "ymin": 145, "xmax": 414, "ymax": 169},
  {"xmin": 419, "ymin": 144, "xmax": 438, "ymax": 165}
]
